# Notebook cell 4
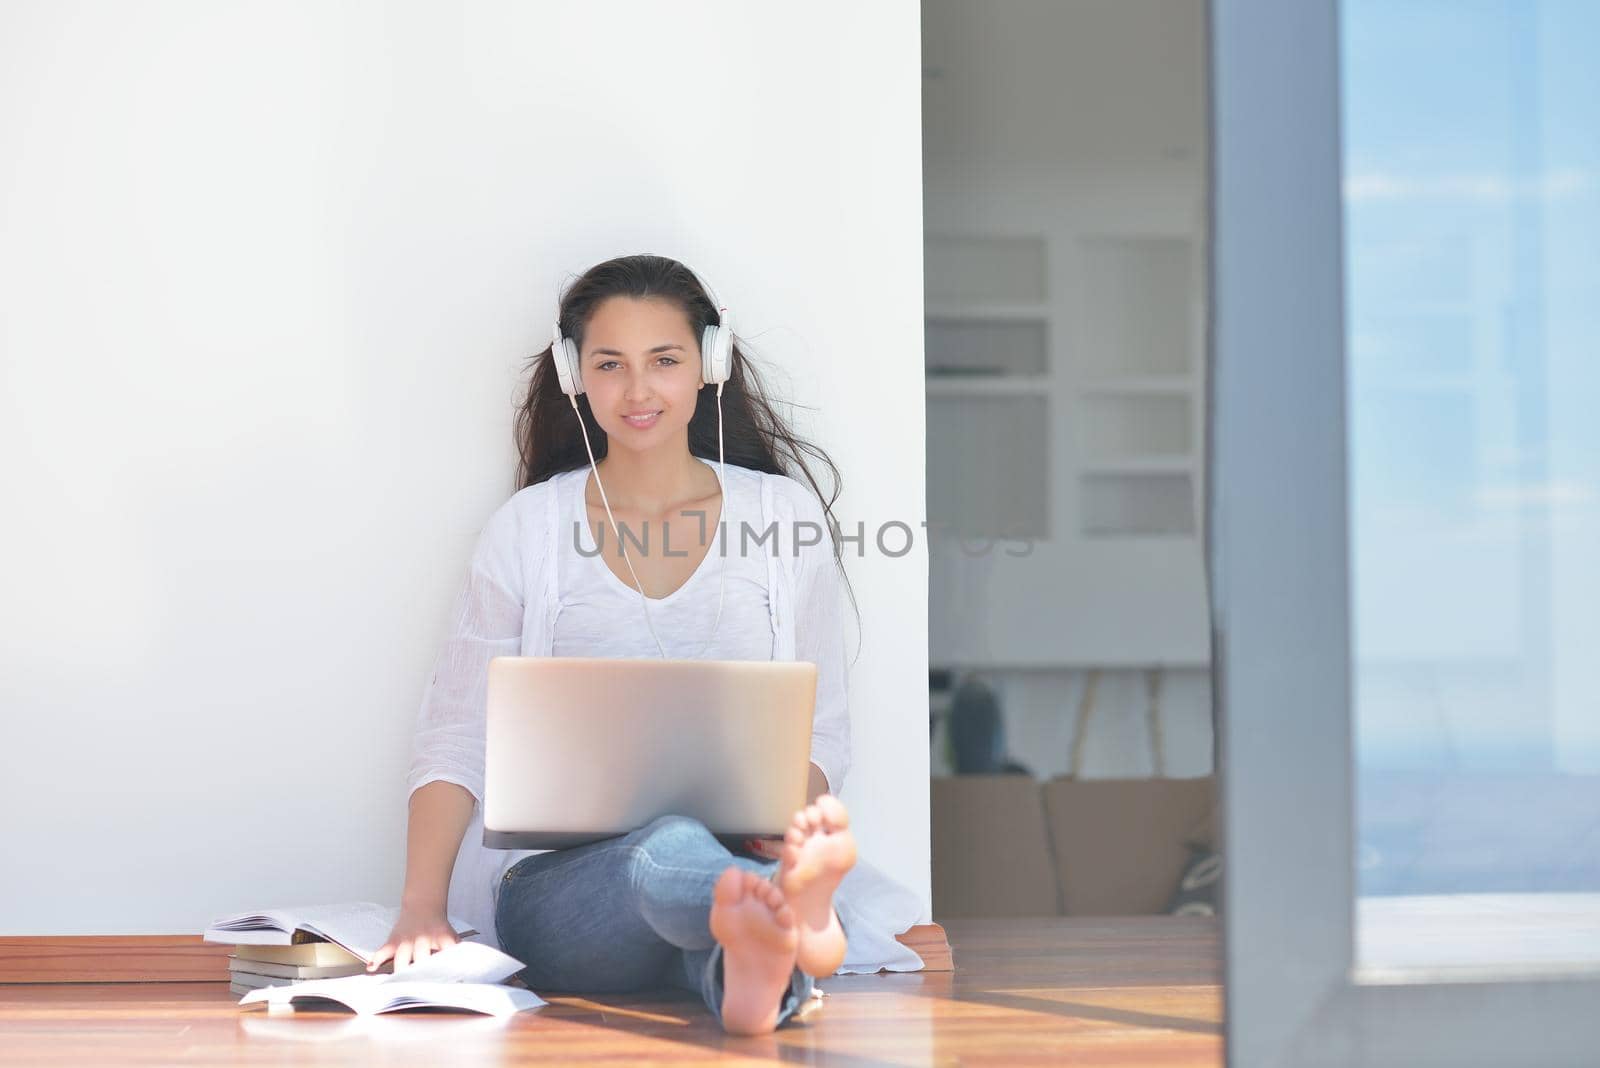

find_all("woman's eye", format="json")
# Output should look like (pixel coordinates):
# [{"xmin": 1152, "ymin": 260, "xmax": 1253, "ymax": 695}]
[{"xmin": 594, "ymin": 357, "xmax": 677, "ymax": 370}]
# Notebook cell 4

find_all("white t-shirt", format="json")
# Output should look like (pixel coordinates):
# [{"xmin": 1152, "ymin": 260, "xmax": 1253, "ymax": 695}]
[
  {"xmin": 553, "ymin": 460, "xmax": 775, "ymax": 661},
  {"xmin": 405, "ymin": 460, "xmax": 874, "ymax": 959}
]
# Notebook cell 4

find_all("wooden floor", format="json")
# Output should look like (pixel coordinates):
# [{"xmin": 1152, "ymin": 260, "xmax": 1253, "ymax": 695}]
[{"xmin": 0, "ymin": 917, "xmax": 1222, "ymax": 1066}]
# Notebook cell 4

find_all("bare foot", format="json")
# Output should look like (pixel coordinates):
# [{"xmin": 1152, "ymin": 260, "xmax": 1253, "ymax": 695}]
[
  {"xmin": 708, "ymin": 867, "xmax": 799, "ymax": 1035},
  {"xmin": 777, "ymin": 794, "xmax": 857, "ymax": 977}
]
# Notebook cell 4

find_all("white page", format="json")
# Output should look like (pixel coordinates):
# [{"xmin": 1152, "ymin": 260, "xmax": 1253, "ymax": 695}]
[
  {"xmin": 238, "ymin": 942, "xmax": 537, "ymax": 1015},
  {"xmin": 219, "ymin": 926, "xmax": 303, "ymax": 947},
  {"xmin": 289, "ymin": 903, "xmax": 417, "ymax": 961},
  {"xmin": 239, "ymin": 973, "xmax": 386, "ymax": 1011},
  {"xmin": 387, "ymin": 942, "xmax": 524, "ymax": 985},
  {"xmin": 370, "ymin": 983, "xmax": 545, "ymax": 1017},
  {"xmin": 238, "ymin": 975, "xmax": 544, "ymax": 1017},
  {"xmin": 206, "ymin": 902, "xmax": 476, "ymax": 962}
]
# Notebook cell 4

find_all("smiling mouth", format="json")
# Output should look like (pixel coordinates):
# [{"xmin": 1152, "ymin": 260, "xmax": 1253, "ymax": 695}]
[{"xmin": 622, "ymin": 411, "xmax": 661, "ymax": 428}]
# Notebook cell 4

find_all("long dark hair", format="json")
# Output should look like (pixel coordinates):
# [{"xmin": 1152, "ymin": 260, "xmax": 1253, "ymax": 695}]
[{"xmin": 513, "ymin": 253, "xmax": 859, "ymax": 650}]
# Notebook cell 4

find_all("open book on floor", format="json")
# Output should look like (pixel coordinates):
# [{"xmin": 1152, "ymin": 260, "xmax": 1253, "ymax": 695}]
[
  {"xmin": 204, "ymin": 902, "xmax": 476, "ymax": 966},
  {"xmin": 238, "ymin": 941, "xmax": 544, "ymax": 1017}
]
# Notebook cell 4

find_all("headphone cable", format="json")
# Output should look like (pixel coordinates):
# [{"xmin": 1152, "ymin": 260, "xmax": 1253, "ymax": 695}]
[{"xmin": 569, "ymin": 380, "xmax": 728, "ymax": 660}]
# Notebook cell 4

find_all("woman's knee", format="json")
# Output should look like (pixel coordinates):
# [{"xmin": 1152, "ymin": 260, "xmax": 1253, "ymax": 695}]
[{"xmin": 629, "ymin": 813, "xmax": 718, "ymax": 857}]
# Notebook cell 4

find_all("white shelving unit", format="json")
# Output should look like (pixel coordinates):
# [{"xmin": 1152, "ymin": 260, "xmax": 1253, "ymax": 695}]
[
  {"xmin": 923, "ymin": 235, "xmax": 1054, "ymax": 541},
  {"xmin": 1080, "ymin": 457, "xmax": 1196, "ymax": 476},
  {"xmin": 1073, "ymin": 236, "xmax": 1203, "ymax": 538},
  {"xmin": 923, "ymin": 219, "xmax": 1211, "ymax": 670},
  {"xmin": 1077, "ymin": 375, "xmax": 1196, "ymax": 397},
  {"xmin": 925, "ymin": 376, "xmax": 1050, "ymax": 398}
]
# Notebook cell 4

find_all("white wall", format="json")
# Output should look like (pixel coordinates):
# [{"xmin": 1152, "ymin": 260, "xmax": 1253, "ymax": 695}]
[{"xmin": 0, "ymin": 0, "xmax": 928, "ymax": 934}]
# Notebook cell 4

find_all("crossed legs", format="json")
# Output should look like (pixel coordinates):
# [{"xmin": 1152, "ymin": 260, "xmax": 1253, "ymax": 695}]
[{"xmin": 493, "ymin": 796, "xmax": 857, "ymax": 1034}]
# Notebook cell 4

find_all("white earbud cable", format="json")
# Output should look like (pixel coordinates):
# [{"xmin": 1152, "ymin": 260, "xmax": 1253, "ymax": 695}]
[{"xmin": 569, "ymin": 379, "xmax": 728, "ymax": 660}]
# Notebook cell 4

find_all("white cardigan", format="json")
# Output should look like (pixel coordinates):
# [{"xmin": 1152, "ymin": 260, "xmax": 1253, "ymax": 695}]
[{"xmin": 404, "ymin": 462, "xmax": 922, "ymax": 972}]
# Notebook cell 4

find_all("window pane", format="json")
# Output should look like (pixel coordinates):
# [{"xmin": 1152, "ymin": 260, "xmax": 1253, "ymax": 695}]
[{"xmin": 1344, "ymin": 0, "xmax": 1600, "ymax": 973}]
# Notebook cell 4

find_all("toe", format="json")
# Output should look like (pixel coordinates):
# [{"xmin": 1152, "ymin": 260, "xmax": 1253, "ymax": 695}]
[
  {"xmin": 714, "ymin": 866, "xmax": 745, "ymax": 905},
  {"xmin": 817, "ymin": 794, "xmax": 850, "ymax": 830}
]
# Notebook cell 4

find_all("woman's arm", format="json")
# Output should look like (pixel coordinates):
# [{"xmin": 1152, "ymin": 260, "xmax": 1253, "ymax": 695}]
[
  {"xmin": 400, "ymin": 780, "xmax": 476, "ymax": 909},
  {"xmin": 807, "ymin": 762, "xmax": 829, "ymax": 803},
  {"xmin": 369, "ymin": 781, "xmax": 476, "ymax": 971},
  {"xmin": 787, "ymin": 482, "xmax": 853, "ymax": 796},
  {"xmin": 374, "ymin": 495, "xmax": 527, "ymax": 969}
]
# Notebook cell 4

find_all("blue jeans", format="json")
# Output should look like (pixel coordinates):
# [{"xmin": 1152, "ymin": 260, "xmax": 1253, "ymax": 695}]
[{"xmin": 492, "ymin": 814, "xmax": 815, "ymax": 1028}]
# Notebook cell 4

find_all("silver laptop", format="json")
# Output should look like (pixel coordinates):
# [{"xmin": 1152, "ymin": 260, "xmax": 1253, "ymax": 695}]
[{"xmin": 482, "ymin": 657, "xmax": 817, "ymax": 849}]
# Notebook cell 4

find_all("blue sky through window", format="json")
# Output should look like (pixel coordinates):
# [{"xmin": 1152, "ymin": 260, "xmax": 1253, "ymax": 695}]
[{"xmin": 1343, "ymin": 0, "xmax": 1600, "ymax": 895}]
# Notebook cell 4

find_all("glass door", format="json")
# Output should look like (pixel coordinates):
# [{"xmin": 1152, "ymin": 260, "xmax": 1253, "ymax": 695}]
[{"xmin": 1213, "ymin": 1, "xmax": 1600, "ymax": 1063}]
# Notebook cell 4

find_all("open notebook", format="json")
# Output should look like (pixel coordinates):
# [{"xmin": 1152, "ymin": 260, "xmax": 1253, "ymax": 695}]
[
  {"xmin": 204, "ymin": 902, "xmax": 476, "ymax": 965},
  {"xmin": 238, "ymin": 941, "xmax": 544, "ymax": 1017}
]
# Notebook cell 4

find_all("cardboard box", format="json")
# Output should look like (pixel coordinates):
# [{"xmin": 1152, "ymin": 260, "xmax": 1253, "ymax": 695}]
[
  {"xmin": 1043, "ymin": 776, "xmax": 1216, "ymax": 915},
  {"xmin": 930, "ymin": 775, "xmax": 1061, "ymax": 917}
]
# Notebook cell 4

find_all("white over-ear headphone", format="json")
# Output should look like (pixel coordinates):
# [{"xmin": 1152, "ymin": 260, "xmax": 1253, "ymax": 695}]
[
  {"xmin": 549, "ymin": 280, "xmax": 733, "ymax": 397},
  {"xmin": 549, "ymin": 269, "xmax": 733, "ymax": 660}
]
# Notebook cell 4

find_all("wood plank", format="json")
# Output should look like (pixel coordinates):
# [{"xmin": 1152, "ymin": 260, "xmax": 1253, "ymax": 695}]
[
  {"xmin": 899, "ymin": 922, "xmax": 954, "ymax": 971},
  {"xmin": 0, "ymin": 936, "xmax": 232, "ymax": 983},
  {"xmin": 0, "ymin": 925, "xmax": 952, "ymax": 983},
  {"xmin": 0, "ymin": 917, "xmax": 1222, "ymax": 1066}
]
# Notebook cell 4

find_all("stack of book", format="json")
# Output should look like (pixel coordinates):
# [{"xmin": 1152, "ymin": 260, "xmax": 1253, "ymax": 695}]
[
  {"xmin": 204, "ymin": 902, "xmax": 474, "ymax": 996},
  {"xmin": 238, "ymin": 941, "xmax": 544, "ymax": 1016},
  {"xmin": 226, "ymin": 941, "xmax": 368, "ymax": 997},
  {"xmin": 204, "ymin": 902, "xmax": 543, "ymax": 1016}
]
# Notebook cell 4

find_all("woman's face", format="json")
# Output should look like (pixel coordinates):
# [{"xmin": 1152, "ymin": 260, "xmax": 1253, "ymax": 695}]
[{"xmin": 579, "ymin": 296, "xmax": 704, "ymax": 450}]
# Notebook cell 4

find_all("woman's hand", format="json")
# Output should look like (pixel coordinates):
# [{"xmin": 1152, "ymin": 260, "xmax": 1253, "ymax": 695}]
[
  {"xmin": 739, "ymin": 764, "xmax": 832, "ymax": 859},
  {"xmin": 743, "ymin": 836, "xmax": 785, "ymax": 860},
  {"xmin": 368, "ymin": 903, "xmax": 459, "ymax": 972}
]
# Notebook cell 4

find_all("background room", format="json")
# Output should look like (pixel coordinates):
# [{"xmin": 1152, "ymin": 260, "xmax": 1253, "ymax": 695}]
[{"xmin": 921, "ymin": 0, "xmax": 1219, "ymax": 920}]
